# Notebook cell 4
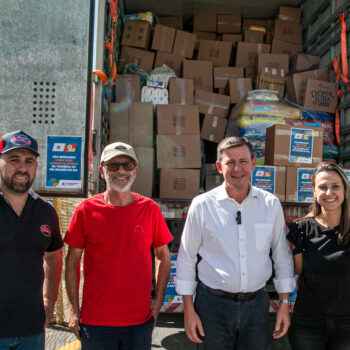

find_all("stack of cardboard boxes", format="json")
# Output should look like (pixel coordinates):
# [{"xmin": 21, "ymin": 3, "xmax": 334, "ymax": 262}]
[
  {"xmin": 107, "ymin": 5, "xmax": 339, "ymax": 200},
  {"xmin": 252, "ymin": 124, "xmax": 323, "ymax": 202},
  {"xmin": 156, "ymin": 105, "xmax": 201, "ymax": 199}
]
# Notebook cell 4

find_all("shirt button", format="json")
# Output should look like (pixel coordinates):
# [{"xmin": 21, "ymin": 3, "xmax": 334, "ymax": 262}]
[
  {"xmin": 240, "ymin": 238, "xmax": 244, "ymax": 242},
  {"xmin": 241, "ymin": 289, "xmax": 245, "ymax": 292},
  {"xmin": 241, "ymin": 255, "xmax": 245, "ymax": 259},
  {"xmin": 242, "ymin": 272, "xmax": 246, "ymax": 276}
]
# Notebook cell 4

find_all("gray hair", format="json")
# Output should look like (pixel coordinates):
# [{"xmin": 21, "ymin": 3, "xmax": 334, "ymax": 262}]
[{"xmin": 217, "ymin": 137, "xmax": 254, "ymax": 162}]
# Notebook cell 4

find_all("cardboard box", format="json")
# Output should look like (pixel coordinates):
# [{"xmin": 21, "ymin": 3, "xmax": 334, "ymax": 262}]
[
  {"xmin": 194, "ymin": 89, "xmax": 231, "ymax": 118},
  {"xmin": 193, "ymin": 14, "xmax": 217, "ymax": 32},
  {"xmin": 286, "ymin": 167, "xmax": 315, "ymax": 203},
  {"xmin": 205, "ymin": 174, "xmax": 223, "ymax": 191},
  {"xmin": 121, "ymin": 20, "xmax": 151, "ymax": 49},
  {"xmin": 258, "ymin": 67, "xmax": 285, "ymax": 97},
  {"xmin": 109, "ymin": 102, "xmax": 153, "ymax": 147},
  {"xmin": 205, "ymin": 163, "xmax": 219, "ymax": 175},
  {"xmin": 201, "ymin": 115, "xmax": 227, "ymax": 143},
  {"xmin": 194, "ymin": 31, "xmax": 216, "ymax": 50},
  {"xmin": 274, "ymin": 20, "xmax": 302, "ymax": 44},
  {"xmin": 235, "ymin": 42, "xmax": 271, "ymax": 79},
  {"xmin": 168, "ymin": 78, "xmax": 194, "ymax": 104},
  {"xmin": 228, "ymin": 78, "xmax": 252, "ymax": 103},
  {"xmin": 285, "ymin": 67, "xmax": 330, "ymax": 104},
  {"xmin": 214, "ymin": 67, "xmax": 244, "ymax": 89},
  {"xmin": 197, "ymin": 40, "xmax": 232, "ymax": 67},
  {"xmin": 271, "ymin": 39, "xmax": 303, "ymax": 58},
  {"xmin": 243, "ymin": 19, "xmax": 267, "ymax": 31},
  {"xmin": 132, "ymin": 147, "xmax": 154, "ymax": 197},
  {"xmin": 183, "ymin": 60, "xmax": 213, "ymax": 92},
  {"xmin": 290, "ymin": 53, "xmax": 320, "ymax": 73},
  {"xmin": 278, "ymin": 6, "xmax": 301, "ymax": 22},
  {"xmin": 159, "ymin": 16, "xmax": 183, "ymax": 30},
  {"xmin": 244, "ymin": 30, "xmax": 264, "ymax": 44},
  {"xmin": 217, "ymin": 14, "xmax": 241, "ymax": 33},
  {"xmin": 303, "ymin": 79, "xmax": 338, "ymax": 114},
  {"xmin": 258, "ymin": 53, "xmax": 289, "ymax": 75},
  {"xmin": 172, "ymin": 30, "xmax": 197, "ymax": 58},
  {"xmin": 151, "ymin": 24, "xmax": 176, "ymax": 53},
  {"xmin": 157, "ymin": 105, "xmax": 199, "ymax": 135},
  {"xmin": 265, "ymin": 124, "xmax": 323, "ymax": 167},
  {"xmin": 154, "ymin": 52, "xmax": 183, "ymax": 76},
  {"xmin": 252, "ymin": 165, "xmax": 286, "ymax": 202},
  {"xmin": 160, "ymin": 169, "xmax": 200, "ymax": 199},
  {"xmin": 222, "ymin": 34, "xmax": 243, "ymax": 48},
  {"xmin": 157, "ymin": 135, "xmax": 202, "ymax": 169},
  {"xmin": 119, "ymin": 46, "xmax": 155, "ymax": 73},
  {"xmin": 115, "ymin": 74, "xmax": 141, "ymax": 103}
]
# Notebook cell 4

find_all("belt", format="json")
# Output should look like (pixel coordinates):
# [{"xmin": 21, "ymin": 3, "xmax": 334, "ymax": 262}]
[{"xmin": 199, "ymin": 282, "xmax": 265, "ymax": 302}]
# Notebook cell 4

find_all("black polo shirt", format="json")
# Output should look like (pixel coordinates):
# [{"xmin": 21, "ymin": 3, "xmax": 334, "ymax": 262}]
[
  {"xmin": 288, "ymin": 217, "xmax": 350, "ymax": 318},
  {"xmin": 0, "ymin": 190, "xmax": 63, "ymax": 338}
]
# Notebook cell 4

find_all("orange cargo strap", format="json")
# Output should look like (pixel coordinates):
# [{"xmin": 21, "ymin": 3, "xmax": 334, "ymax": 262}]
[
  {"xmin": 332, "ymin": 14, "xmax": 350, "ymax": 146},
  {"xmin": 92, "ymin": 70, "xmax": 109, "ymax": 85}
]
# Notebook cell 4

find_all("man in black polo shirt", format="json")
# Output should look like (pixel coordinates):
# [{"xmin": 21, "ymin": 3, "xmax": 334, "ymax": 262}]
[{"xmin": 0, "ymin": 130, "xmax": 63, "ymax": 350}]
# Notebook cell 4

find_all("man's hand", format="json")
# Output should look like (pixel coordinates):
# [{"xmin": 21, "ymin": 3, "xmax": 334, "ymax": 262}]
[
  {"xmin": 68, "ymin": 309, "xmax": 81, "ymax": 340},
  {"xmin": 184, "ymin": 308, "xmax": 205, "ymax": 343},
  {"xmin": 273, "ymin": 304, "xmax": 290, "ymax": 339},
  {"xmin": 43, "ymin": 297, "xmax": 55, "ymax": 327},
  {"xmin": 149, "ymin": 298, "xmax": 163, "ymax": 321}
]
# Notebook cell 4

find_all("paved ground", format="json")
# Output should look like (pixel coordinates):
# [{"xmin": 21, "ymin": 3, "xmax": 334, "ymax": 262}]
[{"xmin": 46, "ymin": 313, "xmax": 291, "ymax": 350}]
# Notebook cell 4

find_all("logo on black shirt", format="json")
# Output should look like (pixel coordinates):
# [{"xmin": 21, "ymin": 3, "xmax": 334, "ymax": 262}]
[{"xmin": 40, "ymin": 225, "xmax": 51, "ymax": 237}]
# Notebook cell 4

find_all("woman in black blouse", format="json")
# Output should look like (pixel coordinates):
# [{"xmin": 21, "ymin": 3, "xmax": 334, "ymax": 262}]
[{"xmin": 287, "ymin": 162, "xmax": 350, "ymax": 350}]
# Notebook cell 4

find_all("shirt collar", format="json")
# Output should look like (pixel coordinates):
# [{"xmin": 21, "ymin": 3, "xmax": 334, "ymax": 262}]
[{"xmin": 216, "ymin": 182, "xmax": 259, "ymax": 202}]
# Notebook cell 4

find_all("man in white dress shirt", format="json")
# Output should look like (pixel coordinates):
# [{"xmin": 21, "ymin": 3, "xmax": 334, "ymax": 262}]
[{"xmin": 176, "ymin": 137, "xmax": 295, "ymax": 350}]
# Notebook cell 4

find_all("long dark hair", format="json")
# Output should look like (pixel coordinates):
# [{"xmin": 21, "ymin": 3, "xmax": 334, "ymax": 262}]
[{"xmin": 301, "ymin": 163, "xmax": 350, "ymax": 245}]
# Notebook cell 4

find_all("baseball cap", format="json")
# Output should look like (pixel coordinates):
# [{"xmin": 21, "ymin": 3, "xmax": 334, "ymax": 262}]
[
  {"xmin": 0, "ymin": 130, "xmax": 40, "ymax": 156},
  {"xmin": 100, "ymin": 142, "xmax": 138, "ymax": 164}
]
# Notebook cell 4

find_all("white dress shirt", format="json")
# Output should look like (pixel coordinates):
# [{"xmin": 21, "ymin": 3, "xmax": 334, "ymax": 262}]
[{"xmin": 176, "ymin": 183, "xmax": 295, "ymax": 295}]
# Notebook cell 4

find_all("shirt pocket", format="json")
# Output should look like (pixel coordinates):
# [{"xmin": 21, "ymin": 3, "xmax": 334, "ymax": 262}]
[{"xmin": 254, "ymin": 223, "xmax": 274, "ymax": 251}]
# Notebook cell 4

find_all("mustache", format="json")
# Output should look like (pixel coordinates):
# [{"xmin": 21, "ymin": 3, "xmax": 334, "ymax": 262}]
[
  {"xmin": 111, "ymin": 174, "xmax": 130, "ymax": 180},
  {"xmin": 13, "ymin": 171, "xmax": 30, "ymax": 177}
]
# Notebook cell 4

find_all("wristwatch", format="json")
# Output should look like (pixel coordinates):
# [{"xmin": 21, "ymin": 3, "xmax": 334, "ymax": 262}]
[{"xmin": 279, "ymin": 299, "xmax": 290, "ymax": 306}]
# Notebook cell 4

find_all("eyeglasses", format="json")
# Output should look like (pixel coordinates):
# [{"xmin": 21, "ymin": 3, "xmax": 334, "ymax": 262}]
[{"xmin": 103, "ymin": 161, "xmax": 137, "ymax": 172}]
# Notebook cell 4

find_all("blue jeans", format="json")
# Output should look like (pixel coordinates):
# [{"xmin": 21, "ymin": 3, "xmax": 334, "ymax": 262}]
[
  {"xmin": 289, "ymin": 313, "xmax": 350, "ymax": 350},
  {"xmin": 0, "ymin": 333, "xmax": 44, "ymax": 350},
  {"xmin": 194, "ymin": 284, "xmax": 270, "ymax": 350},
  {"xmin": 79, "ymin": 316, "xmax": 155, "ymax": 350}
]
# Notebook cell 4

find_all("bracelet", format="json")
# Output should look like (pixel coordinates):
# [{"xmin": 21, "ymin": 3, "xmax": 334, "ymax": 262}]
[{"xmin": 279, "ymin": 299, "xmax": 290, "ymax": 306}]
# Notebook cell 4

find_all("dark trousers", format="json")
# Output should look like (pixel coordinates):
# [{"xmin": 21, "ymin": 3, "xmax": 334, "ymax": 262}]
[
  {"xmin": 289, "ymin": 313, "xmax": 350, "ymax": 350},
  {"xmin": 79, "ymin": 317, "xmax": 154, "ymax": 350},
  {"xmin": 194, "ymin": 283, "xmax": 270, "ymax": 350}
]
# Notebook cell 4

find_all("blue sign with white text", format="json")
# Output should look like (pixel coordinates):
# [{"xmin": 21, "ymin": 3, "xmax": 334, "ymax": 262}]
[
  {"xmin": 297, "ymin": 168, "xmax": 314, "ymax": 202},
  {"xmin": 289, "ymin": 128, "xmax": 314, "ymax": 164},
  {"xmin": 252, "ymin": 166, "xmax": 276, "ymax": 194},
  {"xmin": 46, "ymin": 136, "xmax": 82, "ymax": 188}
]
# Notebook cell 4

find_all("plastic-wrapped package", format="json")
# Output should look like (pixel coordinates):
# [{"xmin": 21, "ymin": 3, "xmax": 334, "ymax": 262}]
[
  {"xmin": 286, "ymin": 119, "xmax": 334, "ymax": 145},
  {"xmin": 141, "ymin": 86, "xmax": 168, "ymax": 105},
  {"xmin": 123, "ymin": 12, "xmax": 157, "ymax": 26},
  {"xmin": 230, "ymin": 90, "xmax": 302, "ymax": 120},
  {"xmin": 149, "ymin": 65, "xmax": 177, "ymax": 88},
  {"xmin": 238, "ymin": 115, "xmax": 286, "ymax": 128},
  {"xmin": 234, "ymin": 100, "xmax": 302, "ymax": 119},
  {"xmin": 123, "ymin": 63, "xmax": 149, "ymax": 88},
  {"xmin": 301, "ymin": 109, "xmax": 333, "ymax": 122},
  {"xmin": 322, "ymin": 144, "xmax": 340, "ymax": 160}
]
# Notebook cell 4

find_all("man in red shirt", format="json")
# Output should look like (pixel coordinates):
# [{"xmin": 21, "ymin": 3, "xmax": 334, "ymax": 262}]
[{"xmin": 64, "ymin": 142, "xmax": 172, "ymax": 350}]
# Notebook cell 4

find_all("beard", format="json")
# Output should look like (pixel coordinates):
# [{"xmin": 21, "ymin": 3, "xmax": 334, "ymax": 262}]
[
  {"xmin": 105, "ymin": 172, "xmax": 136, "ymax": 193},
  {"xmin": 1, "ymin": 171, "xmax": 34, "ymax": 193}
]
